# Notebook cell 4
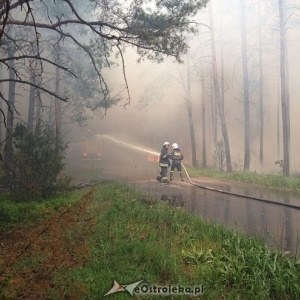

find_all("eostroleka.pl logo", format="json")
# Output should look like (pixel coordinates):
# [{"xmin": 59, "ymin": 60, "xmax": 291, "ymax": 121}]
[
  {"xmin": 104, "ymin": 280, "xmax": 204, "ymax": 297},
  {"xmin": 104, "ymin": 280, "xmax": 143, "ymax": 296}
]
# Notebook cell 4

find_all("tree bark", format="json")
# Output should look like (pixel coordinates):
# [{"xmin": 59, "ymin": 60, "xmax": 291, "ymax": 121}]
[
  {"xmin": 209, "ymin": 1, "xmax": 232, "ymax": 172},
  {"xmin": 4, "ymin": 37, "xmax": 16, "ymax": 175},
  {"xmin": 201, "ymin": 73, "xmax": 207, "ymax": 168},
  {"xmin": 279, "ymin": 0, "xmax": 290, "ymax": 176},
  {"xmin": 186, "ymin": 55, "xmax": 197, "ymax": 167},
  {"xmin": 54, "ymin": 49, "xmax": 62, "ymax": 139},
  {"xmin": 27, "ymin": 60, "xmax": 36, "ymax": 132},
  {"xmin": 0, "ymin": 65, "xmax": 3, "ymax": 144},
  {"xmin": 239, "ymin": 0, "xmax": 250, "ymax": 171},
  {"xmin": 258, "ymin": 0, "xmax": 264, "ymax": 165}
]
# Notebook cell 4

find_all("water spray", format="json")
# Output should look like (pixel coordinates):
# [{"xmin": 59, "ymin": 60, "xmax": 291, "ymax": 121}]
[
  {"xmin": 96, "ymin": 134, "xmax": 300, "ymax": 210},
  {"xmin": 97, "ymin": 134, "xmax": 159, "ymax": 156},
  {"xmin": 97, "ymin": 134, "xmax": 196, "ymax": 184}
]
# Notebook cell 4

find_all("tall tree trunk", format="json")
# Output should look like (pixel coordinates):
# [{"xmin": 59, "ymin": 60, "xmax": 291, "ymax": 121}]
[
  {"xmin": 284, "ymin": 15, "xmax": 290, "ymax": 171},
  {"xmin": 220, "ymin": 4, "xmax": 225, "ymax": 115},
  {"xmin": 186, "ymin": 55, "xmax": 197, "ymax": 167},
  {"xmin": 54, "ymin": 62, "xmax": 61, "ymax": 139},
  {"xmin": 210, "ymin": 74, "xmax": 217, "ymax": 146},
  {"xmin": 209, "ymin": 1, "xmax": 232, "ymax": 172},
  {"xmin": 0, "ymin": 65, "xmax": 3, "ymax": 145},
  {"xmin": 4, "ymin": 39, "xmax": 16, "ymax": 177},
  {"xmin": 239, "ymin": 0, "xmax": 250, "ymax": 171},
  {"xmin": 277, "ymin": 74, "xmax": 281, "ymax": 157},
  {"xmin": 27, "ymin": 60, "xmax": 36, "ymax": 132},
  {"xmin": 279, "ymin": 0, "xmax": 290, "ymax": 176},
  {"xmin": 258, "ymin": 0, "xmax": 264, "ymax": 165},
  {"xmin": 201, "ymin": 73, "xmax": 207, "ymax": 168},
  {"xmin": 35, "ymin": 95, "xmax": 42, "ymax": 129}
]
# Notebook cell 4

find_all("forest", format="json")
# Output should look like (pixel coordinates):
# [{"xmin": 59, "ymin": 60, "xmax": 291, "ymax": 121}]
[
  {"xmin": 2, "ymin": 2, "xmax": 300, "ymax": 298},
  {"xmin": 136, "ymin": 0, "xmax": 300, "ymax": 177},
  {"xmin": 0, "ymin": 0, "xmax": 299, "ymax": 199}
]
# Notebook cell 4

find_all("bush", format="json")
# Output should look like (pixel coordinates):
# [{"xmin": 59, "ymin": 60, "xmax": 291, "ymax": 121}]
[{"xmin": 3, "ymin": 123, "xmax": 68, "ymax": 200}]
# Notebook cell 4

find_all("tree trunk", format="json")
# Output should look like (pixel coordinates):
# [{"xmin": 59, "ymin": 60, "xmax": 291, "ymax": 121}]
[
  {"xmin": 284, "ymin": 12, "xmax": 290, "ymax": 171},
  {"xmin": 186, "ymin": 55, "xmax": 197, "ymax": 167},
  {"xmin": 201, "ymin": 73, "xmax": 207, "ymax": 168},
  {"xmin": 0, "ymin": 65, "xmax": 3, "ymax": 144},
  {"xmin": 210, "ymin": 74, "xmax": 217, "ymax": 146},
  {"xmin": 4, "ymin": 39, "xmax": 16, "ymax": 176},
  {"xmin": 27, "ymin": 60, "xmax": 36, "ymax": 132},
  {"xmin": 55, "ymin": 66, "xmax": 61, "ymax": 139},
  {"xmin": 258, "ymin": 0, "xmax": 264, "ymax": 165},
  {"xmin": 209, "ymin": 1, "xmax": 232, "ymax": 172},
  {"xmin": 239, "ymin": 0, "xmax": 250, "ymax": 171},
  {"xmin": 279, "ymin": 0, "xmax": 290, "ymax": 176},
  {"xmin": 220, "ymin": 4, "xmax": 225, "ymax": 116},
  {"xmin": 277, "ymin": 75, "xmax": 281, "ymax": 157}
]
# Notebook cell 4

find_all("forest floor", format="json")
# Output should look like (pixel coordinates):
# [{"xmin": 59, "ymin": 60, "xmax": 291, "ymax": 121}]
[
  {"xmin": 0, "ymin": 187, "xmax": 96, "ymax": 299},
  {"xmin": 1, "ymin": 182, "xmax": 300, "ymax": 299}
]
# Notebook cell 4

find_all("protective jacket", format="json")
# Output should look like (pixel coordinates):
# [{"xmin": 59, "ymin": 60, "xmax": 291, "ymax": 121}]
[
  {"xmin": 169, "ymin": 147, "xmax": 184, "ymax": 181},
  {"xmin": 169, "ymin": 148, "xmax": 184, "ymax": 161},
  {"xmin": 159, "ymin": 146, "xmax": 170, "ymax": 167}
]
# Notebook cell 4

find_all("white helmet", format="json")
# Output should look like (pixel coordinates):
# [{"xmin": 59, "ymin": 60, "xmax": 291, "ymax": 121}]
[
  {"xmin": 163, "ymin": 142, "xmax": 170, "ymax": 146},
  {"xmin": 172, "ymin": 143, "xmax": 178, "ymax": 149}
]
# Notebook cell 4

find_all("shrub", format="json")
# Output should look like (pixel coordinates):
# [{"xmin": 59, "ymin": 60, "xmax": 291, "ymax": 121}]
[{"xmin": 3, "ymin": 123, "xmax": 67, "ymax": 200}]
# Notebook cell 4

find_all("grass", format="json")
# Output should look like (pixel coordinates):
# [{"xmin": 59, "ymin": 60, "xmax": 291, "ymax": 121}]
[
  {"xmin": 0, "ymin": 187, "xmax": 94, "ymax": 299},
  {"xmin": 58, "ymin": 183, "xmax": 300, "ymax": 299},
  {"xmin": 187, "ymin": 167, "xmax": 300, "ymax": 193},
  {"xmin": 0, "ymin": 190, "xmax": 84, "ymax": 230},
  {"xmin": 1, "ymin": 183, "xmax": 300, "ymax": 299}
]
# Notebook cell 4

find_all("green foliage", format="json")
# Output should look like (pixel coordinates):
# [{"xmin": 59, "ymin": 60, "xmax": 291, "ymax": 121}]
[
  {"xmin": 129, "ymin": 0, "xmax": 209, "ymax": 62},
  {"xmin": 2, "ymin": 183, "xmax": 300, "ymax": 298},
  {"xmin": 58, "ymin": 183, "xmax": 300, "ymax": 299},
  {"xmin": 6, "ymin": 123, "xmax": 67, "ymax": 200},
  {"xmin": 182, "ymin": 233, "xmax": 300, "ymax": 299},
  {"xmin": 0, "ymin": 191, "xmax": 81, "ymax": 229},
  {"xmin": 187, "ymin": 167, "xmax": 300, "ymax": 193}
]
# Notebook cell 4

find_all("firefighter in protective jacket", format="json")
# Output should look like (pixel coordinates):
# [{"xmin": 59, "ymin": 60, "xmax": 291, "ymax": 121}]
[
  {"xmin": 169, "ymin": 143, "xmax": 184, "ymax": 181},
  {"xmin": 156, "ymin": 142, "xmax": 171, "ymax": 183}
]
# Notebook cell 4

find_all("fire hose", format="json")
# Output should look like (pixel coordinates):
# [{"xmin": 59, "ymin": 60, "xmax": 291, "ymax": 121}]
[
  {"xmin": 98, "ymin": 134, "xmax": 300, "ymax": 211},
  {"xmin": 181, "ymin": 163, "xmax": 300, "ymax": 211}
]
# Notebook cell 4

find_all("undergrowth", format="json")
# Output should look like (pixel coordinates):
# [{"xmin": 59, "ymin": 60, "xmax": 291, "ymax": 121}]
[
  {"xmin": 64, "ymin": 183, "xmax": 300, "ymax": 300},
  {"xmin": 188, "ymin": 168, "xmax": 300, "ymax": 193},
  {"xmin": 1, "ymin": 183, "xmax": 300, "ymax": 299},
  {"xmin": 0, "ymin": 190, "xmax": 84, "ymax": 230},
  {"xmin": 0, "ymin": 187, "xmax": 95, "ymax": 299}
]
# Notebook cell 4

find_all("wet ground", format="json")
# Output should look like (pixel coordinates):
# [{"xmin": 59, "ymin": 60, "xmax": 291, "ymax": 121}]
[
  {"xmin": 130, "ymin": 177, "xmax": 300, "ymax": 259},
  {"xmin": 92, "ymin": 160, "xmax": 300, "ymax": 258},
  {"xmin": 68, "ymin": 139, "xmax": 300, "ymax": 258}
]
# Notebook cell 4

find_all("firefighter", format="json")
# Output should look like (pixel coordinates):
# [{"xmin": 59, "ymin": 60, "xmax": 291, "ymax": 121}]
[
  {"xmin": 169, "ymin": 143, "xmax": 184, "ymax": 182},
  {"xmin": 156, "ymin": 141, "xmax": 171, "ymax": 183}
]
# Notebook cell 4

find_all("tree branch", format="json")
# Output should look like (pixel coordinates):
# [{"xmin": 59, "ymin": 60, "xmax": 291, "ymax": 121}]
[
  {"xmin": 0, "ymin": 79, "xmax": 68, "ymax": 102},
  {"xmin": 0, "ymin": 0, "xmax": 33, "ymax": 19},
  {"xmin": 0, "ymin": 55, "xmax": 77, "ymax": 77},
  {"xmin": 0, "ymin": 19, "xmax": 181, "ymax": 59}
]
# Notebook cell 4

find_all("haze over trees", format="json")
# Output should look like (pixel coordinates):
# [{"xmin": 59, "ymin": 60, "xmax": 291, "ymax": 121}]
[
  {"xmin": 136, "ymin": 0, "xmax": 300, "ymax": 176},
  {"xmin": 0, "ymin": 0, "xmax": 210, "ymax": 193},
  {"xmin": 1, "ymin": 0, "xmax": 300, "ymax": 179}
]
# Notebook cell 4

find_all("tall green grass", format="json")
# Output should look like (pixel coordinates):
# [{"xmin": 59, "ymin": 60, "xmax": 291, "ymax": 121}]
[
  {"xmin": 187, "ymin": 168, "xmax": 300, "ymax": 193},
  {"xmin": 57, "ymin": 183, "xmax": 300, "ymax": 300},
  {"xmin": 2, "ymin": 182, "xmax": 300, "ymax": 299},
  {"xmin": 0, "ymin": 190, "xmax": 84, "ymax": 229}
]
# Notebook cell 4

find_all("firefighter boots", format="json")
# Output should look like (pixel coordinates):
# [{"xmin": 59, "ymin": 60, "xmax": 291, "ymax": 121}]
[{"xmin": 180, "ymin": 172, "xmax": 184, "ymax": 181}]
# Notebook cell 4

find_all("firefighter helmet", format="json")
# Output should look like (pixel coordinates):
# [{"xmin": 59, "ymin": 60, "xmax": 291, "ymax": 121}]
[{"xmin": 172, "ymin": 143, "xmax": 178, "ymax": 149}]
